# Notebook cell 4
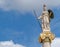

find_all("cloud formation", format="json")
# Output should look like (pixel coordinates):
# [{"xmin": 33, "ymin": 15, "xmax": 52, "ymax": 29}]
[
  {"xmin": 0, "ymin": 40, "xmax": 25, "ymax": 47},
  {"xmin": 51, "ymin": 38, "xmax": 60, "ymax": 47},
  {"xmin": 0, "ymin": 0, "xmax": 60, "ymax": 11},
  {"xmin": 0, "ymin": 38, "xmax": 60, "ymax": 47}
]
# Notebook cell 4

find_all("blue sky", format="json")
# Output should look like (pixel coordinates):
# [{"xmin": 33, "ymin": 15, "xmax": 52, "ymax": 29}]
[{"xmin": 0, "ymin": 0, "xmax": 60, "ymax": 47}]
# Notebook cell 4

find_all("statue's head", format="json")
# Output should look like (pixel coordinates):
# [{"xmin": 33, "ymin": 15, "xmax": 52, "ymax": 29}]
[{"xmin": 43, "ymin": 4, "xmax": 47, "ymax": 11}]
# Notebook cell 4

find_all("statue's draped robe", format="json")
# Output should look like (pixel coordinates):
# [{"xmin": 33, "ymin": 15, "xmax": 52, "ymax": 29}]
[{"xmin": 38, "ymin": 11, "xmax": 50, "ymax": 31}]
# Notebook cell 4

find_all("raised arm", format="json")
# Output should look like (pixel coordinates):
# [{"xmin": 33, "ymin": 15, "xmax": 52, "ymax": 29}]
[{"xmin": 38, "ymin": 16, "xmax": 42, "ymax": 20}]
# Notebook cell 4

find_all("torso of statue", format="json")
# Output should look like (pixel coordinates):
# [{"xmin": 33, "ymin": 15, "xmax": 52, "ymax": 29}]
[{"xmin": 38, "ymin": 11, "xmax": 50, "ymax": 32}]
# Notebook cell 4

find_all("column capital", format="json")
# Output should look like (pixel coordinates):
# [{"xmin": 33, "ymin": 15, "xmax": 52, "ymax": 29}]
[{"xmin": 39, "ymin": 31, "xmax": 55, "ymax": 43}]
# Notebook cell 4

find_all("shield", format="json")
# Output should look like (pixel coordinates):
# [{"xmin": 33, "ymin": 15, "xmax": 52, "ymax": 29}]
[{"xmin": 48, "ymin": 9, "xmax": 54, "ymax": 19}]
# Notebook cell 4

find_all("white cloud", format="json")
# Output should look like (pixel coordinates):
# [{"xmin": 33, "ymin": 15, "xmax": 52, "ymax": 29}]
[
  {"xmin": 0, "ymin": 40, "xmax": 25, "ymax": 47},
  {"xmin": 0, "ymin": 38, "xmax": 60, "ymax": 47},
  {"xmin": 51, "ymin": 38, "xmax": 60, "ymax": 47},
  {"xmin": 0, "ymin": 0, "xmax": 60, "ymax": 11}
]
